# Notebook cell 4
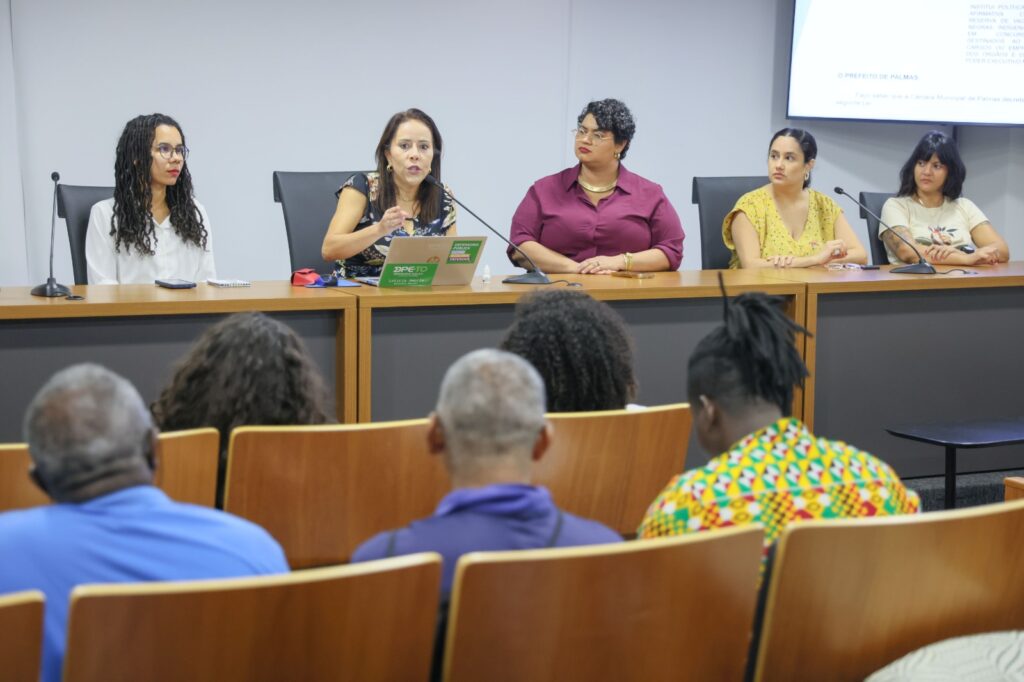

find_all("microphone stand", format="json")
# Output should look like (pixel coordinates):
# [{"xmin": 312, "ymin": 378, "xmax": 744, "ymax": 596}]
[
  {"xmin": 424, "ymin": 175, "xmax": 550, "ymax": 285},
  {"xmin": 834, "ymin": 187, "xmax": 936, "ymax": 275},
  {"xmin": 31, "ymin": 171, "xmax": 73, "ymax": 297}
]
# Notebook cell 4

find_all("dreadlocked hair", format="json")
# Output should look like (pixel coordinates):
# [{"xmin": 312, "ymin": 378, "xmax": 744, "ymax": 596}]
[
  {"xmin": 151, "ymin": 312, "xmax": 333, "ymax": 456},
  {"xmin": 111, "ymin": 113, "xmax": 208, "ymax": 255},
  {"xmin": 687, "ymin": 287, "xmax": 811, "ymax": 415},
  {"xmin": 500, "ymin": 288, "xmax": 637, "ymax": 412}
]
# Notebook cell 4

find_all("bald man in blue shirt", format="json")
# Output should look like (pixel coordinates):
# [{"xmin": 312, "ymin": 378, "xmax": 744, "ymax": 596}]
[{"xmin": 0, "ymin": 364, "xmax": 288, "ymax": 682}]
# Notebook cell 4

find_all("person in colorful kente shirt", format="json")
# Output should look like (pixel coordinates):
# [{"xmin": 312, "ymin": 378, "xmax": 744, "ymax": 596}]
[{"xmin": 638, "ymin": 288, "xmax": 919, "ymax": 557}]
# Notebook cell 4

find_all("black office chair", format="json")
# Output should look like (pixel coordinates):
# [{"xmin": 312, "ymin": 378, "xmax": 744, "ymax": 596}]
[
  {"xmin": 56, "ymin": 184, "xmax": 115, "ymax": 285},
  {"xmin": 691, "ymin": 176, "xmax": 764, "ymax": 270},
  {"xmin": 858, "ymin": 191, "xmax": 895, "ymax": 266},
  {"xmin": 272, "ymin": 170, "xmax": 367, "ymax": 274}
]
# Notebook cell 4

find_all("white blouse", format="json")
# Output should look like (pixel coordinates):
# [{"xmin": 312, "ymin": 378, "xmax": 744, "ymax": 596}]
[{"xmin": 85, "ymin": 198, "xmax": 216, "ymax": 284}]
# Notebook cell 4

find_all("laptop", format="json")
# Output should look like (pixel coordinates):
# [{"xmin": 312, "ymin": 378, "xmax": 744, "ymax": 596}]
[{"xmin": 355, "ymin": 236, "xmax": 487, "ymax": 287}]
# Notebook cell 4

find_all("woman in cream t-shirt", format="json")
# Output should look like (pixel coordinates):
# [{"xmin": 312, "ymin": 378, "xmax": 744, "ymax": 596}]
[{"xmin": 879, "ymin": 131, "xmax": 1009, "ymax": 266}]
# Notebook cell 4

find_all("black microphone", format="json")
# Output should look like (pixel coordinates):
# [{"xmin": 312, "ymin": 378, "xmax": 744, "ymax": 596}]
[
  {"xmin": 424, "ymin": 175, "xmax": 550, "ymax": 285},
  {"xmin": 31, "ymin": 171, "xmax": 73, "ymax": 297},
  {"xmin": 834, "ymin": 187, "xmax": 936, "ymax": 275}
]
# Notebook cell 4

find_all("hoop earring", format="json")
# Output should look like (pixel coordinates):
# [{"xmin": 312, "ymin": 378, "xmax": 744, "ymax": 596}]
[
  {"xmin": 804, "ymin": 172, "xmax": 809, "ymax": 181},
  {"xmin": 387, "ymin": 163, "xmax": 393, "ymax": 172}
]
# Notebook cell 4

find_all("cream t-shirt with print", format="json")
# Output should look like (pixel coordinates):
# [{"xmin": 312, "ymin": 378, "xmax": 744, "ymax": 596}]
[{"xmin": 879, "ymin": 196, "xmax": 988, "ymax": 264}]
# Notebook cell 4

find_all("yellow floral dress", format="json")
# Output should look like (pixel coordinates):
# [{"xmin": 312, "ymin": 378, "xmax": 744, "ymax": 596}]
[{"xmin": 723, "ymin": 186, "xmax": 843, "ymax": 269}]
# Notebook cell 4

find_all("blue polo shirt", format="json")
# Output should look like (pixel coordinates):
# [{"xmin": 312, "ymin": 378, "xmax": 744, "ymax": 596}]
[
  {"xmin": 0, "ymin": 485, "xmax": 288, "ymax": 682},
  {"xmin": 352, "ymin": 484, "xmax": 621, "ymax": 595}
]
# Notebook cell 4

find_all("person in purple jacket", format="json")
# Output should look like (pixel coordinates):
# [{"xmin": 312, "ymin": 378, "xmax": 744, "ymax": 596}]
[
  {"xmin": 351, "ymin": 348, "xmax": 621, "ymax": 595},
  {"xmin": 508, "ymin": 98, "xmax": 684, "ymax": 275}
]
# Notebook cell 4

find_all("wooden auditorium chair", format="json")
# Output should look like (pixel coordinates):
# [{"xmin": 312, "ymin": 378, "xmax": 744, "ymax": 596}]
[
  {"xmin": 0, "ymin": 428, "xmax": 219, "ymax": 512},
  {"xmin": 442, "ymin": 527, "xmax": 764, "ymax": 682},
  {"xmin": 1004, "ymin": 476, "xmax": 1024, "ymax": 501},
  {"xmin": 62, "ymin": 553, "xmax": 442, "ymax": 682},
  {"xmin": 752, "ymin": 499, "xmax": 1024, "ymax": 681},
  {"xmin": 222, "ymin": 420, "xmax": 449, "ymax": 568},
  {"xmin": 538, "ymin": 403, "xmax": 691, "ymax": 536},
  {"xmin": 0, "ymin": 590, "xmax": 44, "ymax": 682}
]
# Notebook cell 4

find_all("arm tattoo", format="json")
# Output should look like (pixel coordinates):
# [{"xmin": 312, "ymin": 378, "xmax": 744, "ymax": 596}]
[{"xmin": 881, "ymin": 227, "xmax": 914, "ymax": 256}]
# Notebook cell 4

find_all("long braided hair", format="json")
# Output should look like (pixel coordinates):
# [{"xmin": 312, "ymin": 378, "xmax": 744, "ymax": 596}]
[
  {"xmin": 111, "ymin": 113, "xmax": 208, "ymax": 255},
  {"xmin": 687, "ymin": 280, "xmax": 810, "ymax": 415}
]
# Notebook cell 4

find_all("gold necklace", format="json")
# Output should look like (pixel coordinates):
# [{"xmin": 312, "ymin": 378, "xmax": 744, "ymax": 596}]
[
  {"xmin": 913, "ymin": 193, "xmax": 942, "ymax": 209},
  {"xmin": 578, "ymin": 173, "xmax": 618, "ymax": 194}
]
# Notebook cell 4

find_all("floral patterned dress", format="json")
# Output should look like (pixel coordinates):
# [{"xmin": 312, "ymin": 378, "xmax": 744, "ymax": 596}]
[{"xmin": 333, "ymin": 171, "xmax": 457, "ymax": 278}]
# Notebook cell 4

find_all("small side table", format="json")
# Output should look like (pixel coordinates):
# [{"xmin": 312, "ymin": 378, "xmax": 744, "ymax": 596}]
[{"xmin": 886, "ymin": 419, "xmax": 1024, "ymax": 509}]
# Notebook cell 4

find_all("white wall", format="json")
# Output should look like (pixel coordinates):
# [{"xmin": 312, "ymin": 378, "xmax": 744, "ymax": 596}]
[
  {"xmin": 4, "ymin": 0, "xmax": 1022, "ymax": 286},
  {"xmin": 0, "ymin": 4, "xmax": 28, "ymax": 286}
]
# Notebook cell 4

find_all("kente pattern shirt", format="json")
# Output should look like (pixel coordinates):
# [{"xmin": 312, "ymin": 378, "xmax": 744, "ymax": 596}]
[{"xmin": 638, "ymin": 418, "xmax": 920, "ymax": 555}]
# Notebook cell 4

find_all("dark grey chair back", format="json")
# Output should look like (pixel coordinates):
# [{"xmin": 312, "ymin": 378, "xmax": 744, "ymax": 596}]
[
  {"xmin": 691, "ymin": 176, "xmax": 765, "ymax": 270},
  {"xmin": 858, "ymin": 191, "xmax": 896, "ymax": 266},
  {"xmin": 57, "ymin": 184, "xmax": 115, "ymax": 285},
  {"xmin": 272, "ymin": 171, "xmax": 365, "ymax": 274}
]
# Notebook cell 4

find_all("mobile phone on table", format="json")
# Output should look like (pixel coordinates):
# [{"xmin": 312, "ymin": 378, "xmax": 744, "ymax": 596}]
[{"xmin": 155, "ymin": 278, "xmax": 196, "ymax": 289}]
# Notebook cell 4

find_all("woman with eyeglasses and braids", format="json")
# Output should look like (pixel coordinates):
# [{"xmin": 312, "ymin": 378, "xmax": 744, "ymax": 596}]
[
  {"xmin": 86, "ymin": 113, "xmax": 215, "ymax": 284},
  {"xmin": 639, "ymin": 287, "xmax": 918, "ymax": 558}
]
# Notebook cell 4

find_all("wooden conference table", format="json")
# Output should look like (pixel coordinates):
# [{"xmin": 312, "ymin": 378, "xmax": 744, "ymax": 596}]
[
  {"xmin": 2, "ymin": 264, "xmax": 1022, "ymax": 477},
  {"xmin": 0, "ymin": 282, "xmax": 358, "ymax": 438}
]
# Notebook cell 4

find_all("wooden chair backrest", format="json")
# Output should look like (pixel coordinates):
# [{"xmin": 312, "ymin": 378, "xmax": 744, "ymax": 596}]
[
  {"xmin": 0, "ymin": 590, "xmax": 44, "ymax": 682},
  {"xmin": 0, "ymin": 445, "xmax": 49, "ymax": 511},
  {"xmin": 223, "ymin": 420, "xmax": 449, "ymax": 568},
  {"xmin": 0, "ymin": 428, "xmax": 219, "ymax": 512},
  {"xmin": 63, "ymin": 553, "xmax": 442, "ymax": 682},
  {"xmin": 753, "ymin": 500, "xmax": 1024, "ymax": 681},
  {"xmin": 1005, "ymin": 476, "xmax": 1024, "ymax": 501},
  {"xmin": 443, "ymin": 527, "xmax": 764, "ymax": 682},
  {"xmin": 538, "ymin": 404, "xmax": 691, "ymax": 535},
  {"xmin": 152, "ymin": 428, "xmax": 220, "ymax": 507}
]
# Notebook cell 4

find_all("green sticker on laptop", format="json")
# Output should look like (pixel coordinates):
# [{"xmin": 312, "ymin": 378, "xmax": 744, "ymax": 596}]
[
  {"xmin": 447, "ymin": 240, "xmax": 482, "ymax": 265},
  {"xmin": 378, "ymin": 263, "xmax": 438, "ymax": 287}
]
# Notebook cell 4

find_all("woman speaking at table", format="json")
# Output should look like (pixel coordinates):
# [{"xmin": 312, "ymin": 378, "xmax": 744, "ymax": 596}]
[
  {"xmin": 724, "ymin": 128, "xmax": 866, "ymax": 269},
  {"xmin": 879, "ymin": 131, "xmax": 1009, "ymax": 266},
  {"xmin": 508, "ymin": 99, "xmax": 683, "ymax": 275},
  {"xmin": 86, "ymin": 113, "xmax": 215, "ymax": 284},
  {"xmin": 321, "ymin": 108, "xmax": 456, "ymax": 278}
]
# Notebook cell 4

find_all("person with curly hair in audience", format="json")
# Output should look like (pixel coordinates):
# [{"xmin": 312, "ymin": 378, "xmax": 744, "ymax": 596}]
[
  {"xmin": 152, "ymin": 312, "xmax": 333, "ymax": 505},
  {"xmin": 500, "ymin": 288, "xmax": 638, "ymax": 412},
  {"xmin": 86, "ymin": 113, "xmax": 215, "ymax": 284}
]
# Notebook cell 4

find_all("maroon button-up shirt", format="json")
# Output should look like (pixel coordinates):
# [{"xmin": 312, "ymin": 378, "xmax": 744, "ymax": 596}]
[{"xmin": 508, "ymin": 164, "xmax": 684, "ymax": 269}]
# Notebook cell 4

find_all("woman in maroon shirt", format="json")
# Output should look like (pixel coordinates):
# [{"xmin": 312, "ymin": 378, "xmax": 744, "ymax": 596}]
[{"xmin": 508, "ymin": 99, "xmax": 684, "ymax": 274}]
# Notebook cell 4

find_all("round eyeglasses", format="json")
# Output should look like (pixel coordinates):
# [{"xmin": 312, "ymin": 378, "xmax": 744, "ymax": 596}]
[{"xmin": 153, "ymin": 143, "xmax": 189, "ymax": 160}]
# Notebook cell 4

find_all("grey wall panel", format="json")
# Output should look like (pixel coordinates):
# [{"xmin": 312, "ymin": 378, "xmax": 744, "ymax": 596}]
[
  {"xmin": 0, "ymin": 311, "xmax": 338, "ymax": 441},
  {"xmin": 812, "ymin": 287, "xmax": 1024, "ymax": 477}
]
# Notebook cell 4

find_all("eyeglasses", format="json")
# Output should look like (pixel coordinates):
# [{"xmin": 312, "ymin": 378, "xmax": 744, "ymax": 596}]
[
  {"xmin": 153, "ymin": 143, "xmax": 189, "ymax": 160},
  {"xmin": 825, "ymin": 263, "xmax": 869, "ymax": 271},
  {"xmin": 572, "ymin": 127, "xmax": 610, "ymax": 143}
]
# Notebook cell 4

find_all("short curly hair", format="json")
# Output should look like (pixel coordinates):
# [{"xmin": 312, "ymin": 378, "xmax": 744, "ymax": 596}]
[
  {"xmin": 500, "ymin": 289, "xmax": 637, "ymax": 412},
  {"xmin": 578, "ymin": 99, "xmax": 636, "ymax": 159},
  {"xmin": 152, "ymin": 313, "xmax": 333, "ymax": 503}
]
